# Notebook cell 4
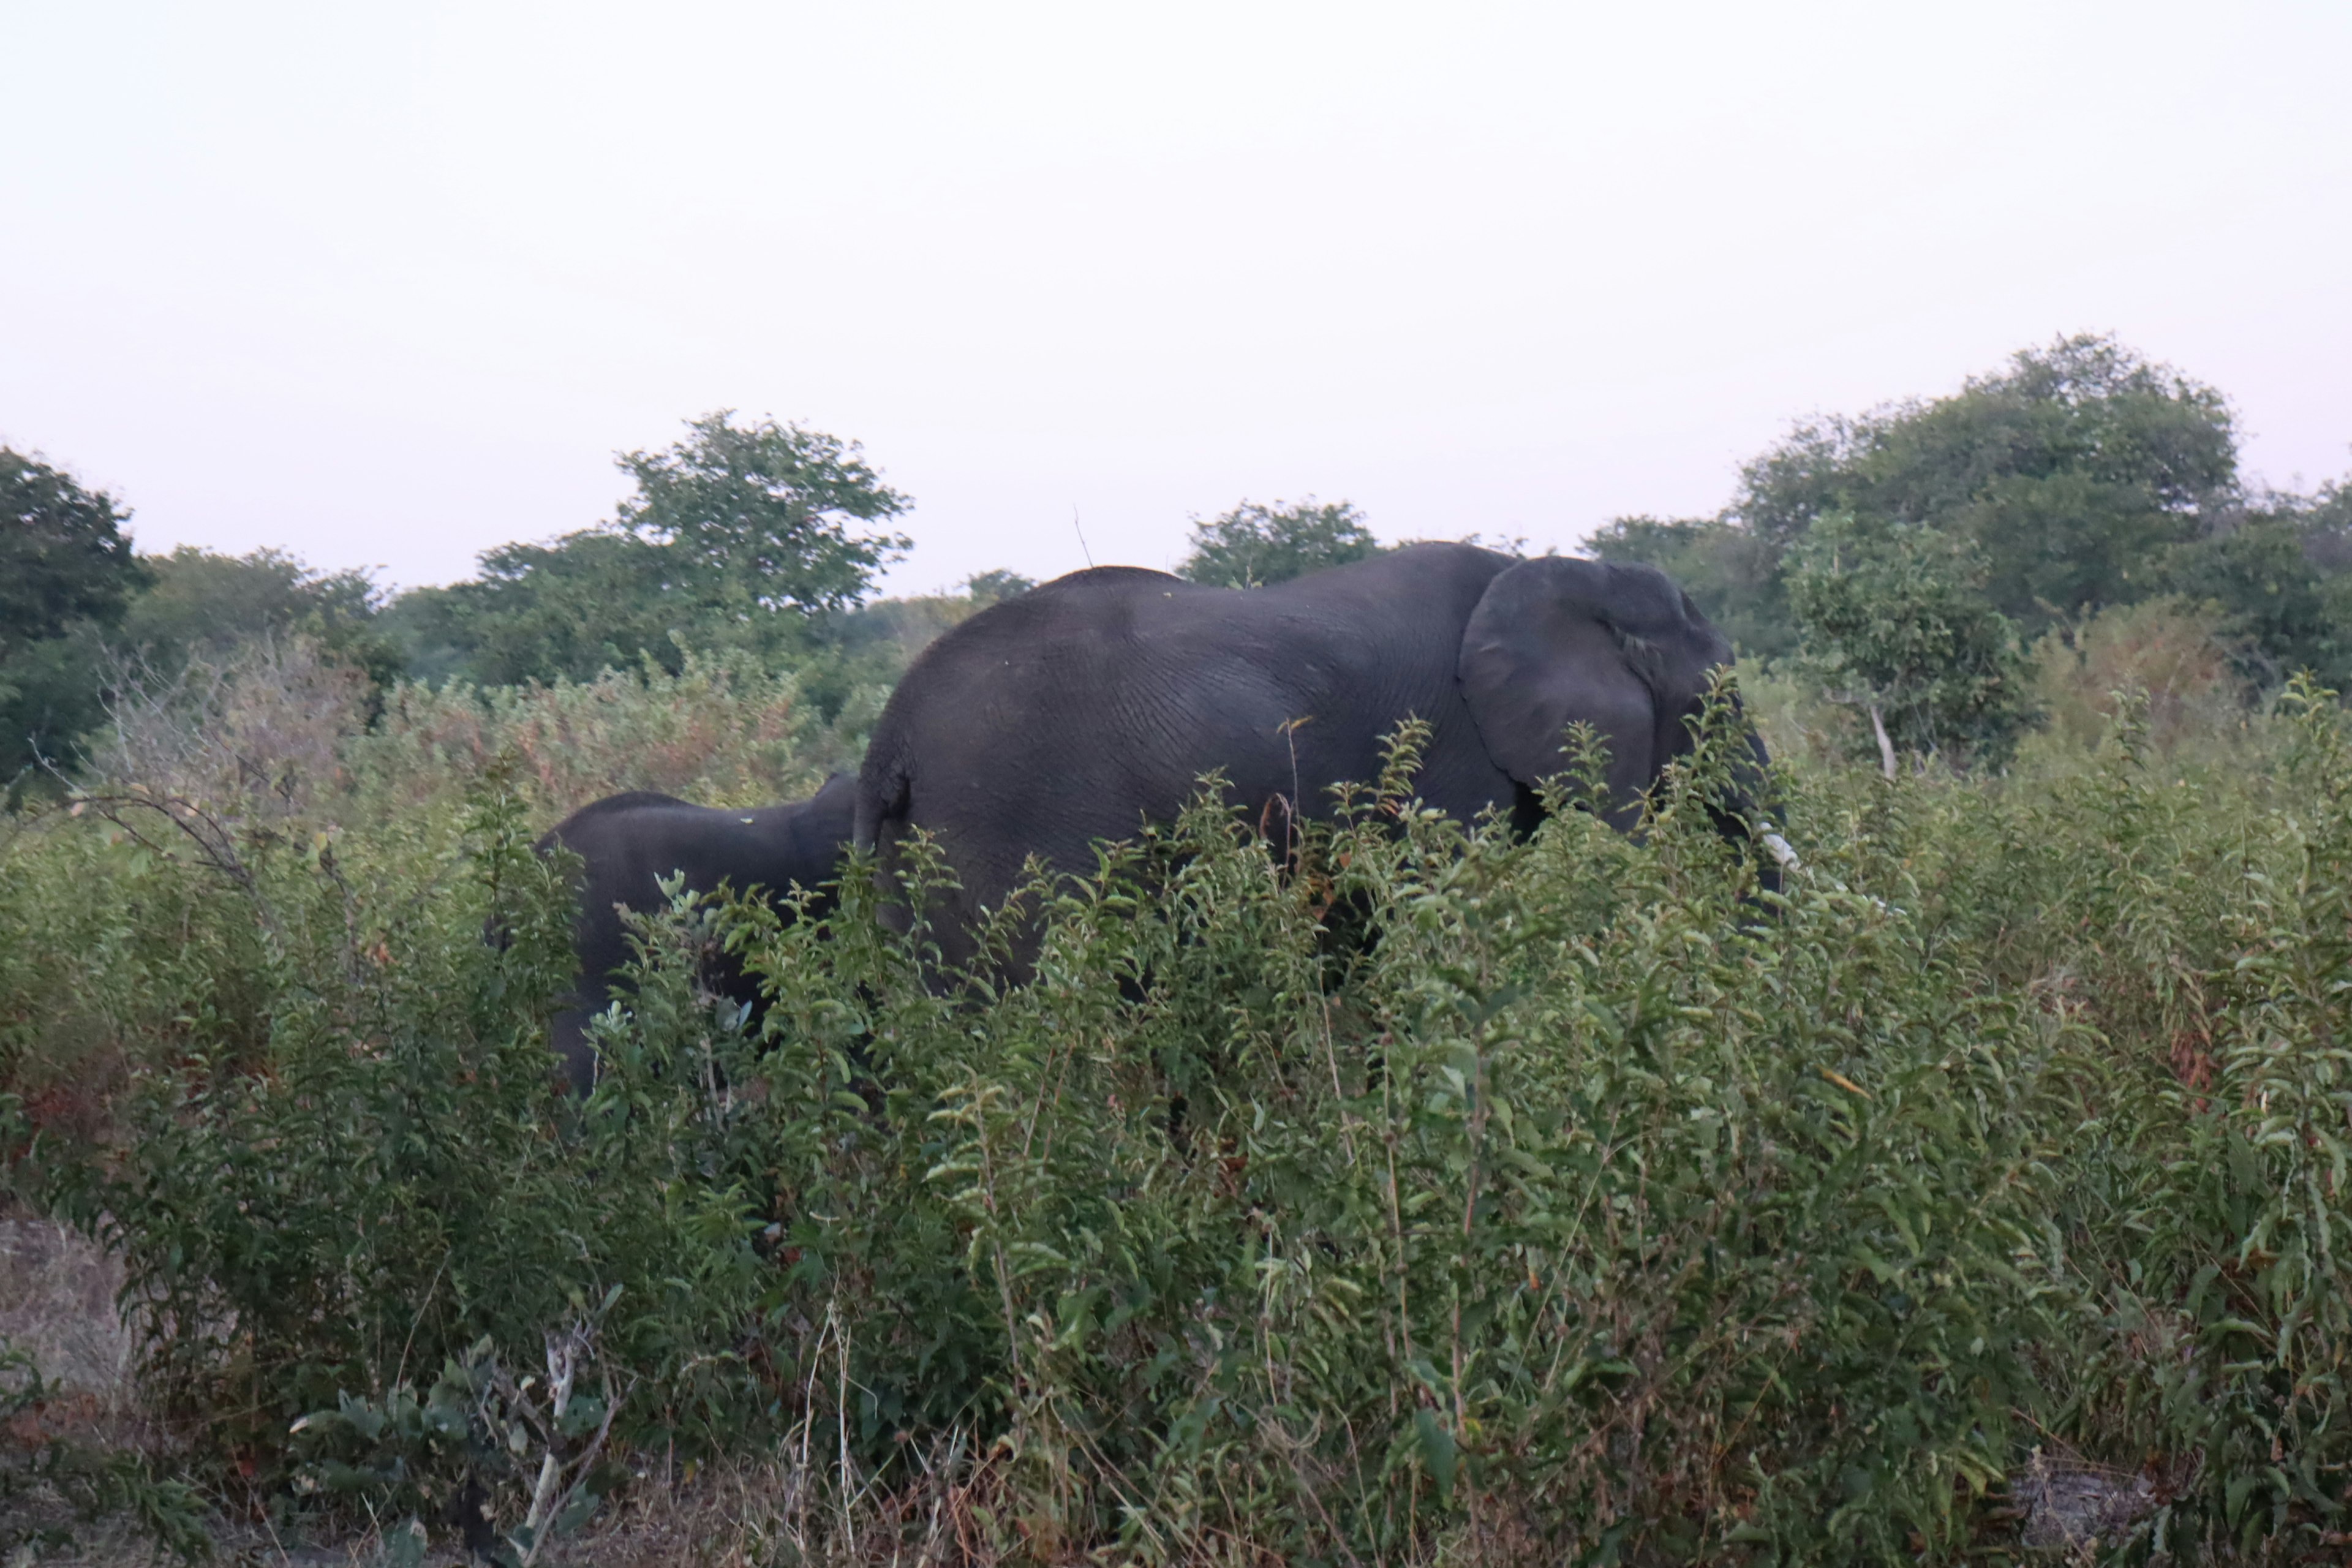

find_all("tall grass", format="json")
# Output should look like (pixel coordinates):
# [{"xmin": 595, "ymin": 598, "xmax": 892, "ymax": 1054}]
[
  {"xmin": 6, "ymin": 638, "xmax": 2352, "ymax": 1561},
  {"xmin": 349, "ymin": 645, "xmax": 875, "ymax": 820}
]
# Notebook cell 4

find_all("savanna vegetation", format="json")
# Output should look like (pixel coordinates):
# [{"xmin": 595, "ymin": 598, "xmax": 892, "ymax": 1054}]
[{"xmin": 6, "ymin": 339, "xmax": 2352, "ymax": 1564}]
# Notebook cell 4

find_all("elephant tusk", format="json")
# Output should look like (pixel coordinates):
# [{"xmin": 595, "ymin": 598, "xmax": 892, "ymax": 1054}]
[{"xmin": 1761, "ymin": 831, "xmax": 1801, "ymax": 872}]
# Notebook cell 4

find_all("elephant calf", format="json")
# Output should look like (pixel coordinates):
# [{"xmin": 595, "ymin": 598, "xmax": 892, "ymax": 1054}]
[
  {"xmin": 856, "ymin": 542, "xmax": 1772, "ymax": 970},
  {"xmin": 535, "ymin": 773, "xmax": 856, "ymax": 1092}
]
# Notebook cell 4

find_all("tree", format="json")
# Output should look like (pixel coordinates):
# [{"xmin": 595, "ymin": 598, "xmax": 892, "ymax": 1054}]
[
  {"xmin": 2, "ymin": 450, "xmax": 140, "ymax": 643},
  {"xmin": 1177, "ymin": 498, "xmax": 1380, "ymax": 589},
  {"xmin": 379, "ymin": 530, "xmax": 692, "ymax": 687},
  {"xmin": 1597, "ymin": 334, "xmax": 2248, "ymax": 663},
  {"xmin": 617, "ymin": 412, "xmax": 911, "ymax": 617},
  {"xmin": 1787, "ymin": 511, "xmax": 2034, "ymax": 775},
  {"xmin": 1585, "ymin": 514, "xmax": 1792, "ymax": 659},
  {"xmin": 1, "ymin": 449, "xmax": 144, "ymax": 784},
  {"xmin": 123, "ymin": 546, "xmax": 375, "ymax": 655},
  {"xmin": 965, "ymin": 569, "xmax": 1036, "ymax": 605},
  {"xmin": 380, "ymin": 415, "xmax": 913, "ymax": 687},
  {"xmin": 2160, "ymin": 482, "xmax": 2352, "ymax": 690},
  {"xmin": 120, "ymin": 545, "xmax": 396, "ymax": 688},
  {"xmin": 1746, "ymin": 336, "xmax": 2238, "ymax": 633}
]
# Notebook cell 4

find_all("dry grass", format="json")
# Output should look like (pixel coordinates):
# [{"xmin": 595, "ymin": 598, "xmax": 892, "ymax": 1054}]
[
  {"xmin": 350, "ymin": 650, "xmax": 848, "ymax": 822},
  {"xmin": 83, "ymin": 638, "xmax": 371, "ymax": 824},
  {"xmin": 2028, "ymin": 595, "xmax": 2251, "ymax": 756},
  {"xmin": 0, "ymin": 1236, "xmax": 1042, "ymax": 1567},
  {"xmin": 0, "ymin": 1216, "xmax": 132, "ymax": 1424},
  {"xmin": 1, "ymin": 1213, "xmax": 148, "ymax": 1564}
]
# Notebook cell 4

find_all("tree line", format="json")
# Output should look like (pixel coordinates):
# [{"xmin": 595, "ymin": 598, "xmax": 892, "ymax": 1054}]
[
  {"xmin": 1593, "ymin": 333, "xmax": 2352, "ymax": 767},
  {"xmin": 0, "ymin": 413, "xmax": 1378, "ymax": 791},
  {"xmin": 6, "ymin": 331, "xmax": 2347, "ymax": 791}
]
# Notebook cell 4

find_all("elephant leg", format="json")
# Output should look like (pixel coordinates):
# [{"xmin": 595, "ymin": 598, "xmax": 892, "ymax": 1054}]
[{"xmin": 550, "ymin": 1005, "xmax": 598, "ymax": 1096}]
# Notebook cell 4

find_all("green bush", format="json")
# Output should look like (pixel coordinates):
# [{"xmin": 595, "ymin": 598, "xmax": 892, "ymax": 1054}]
[
  {"xmin": 10, "ymin": 677, "xmax": 2352, "ymax": 1561},
  {"xmin": 17, "ymin": 772, "xmax": 741, "ymax": 1477},
  {"xmin": 347, "ymin": 645, "xmax": 872, "ymax": 821},
  {"xmin": 700, "ymin": 714, "xmax": 2065, "ymax": 1562}
]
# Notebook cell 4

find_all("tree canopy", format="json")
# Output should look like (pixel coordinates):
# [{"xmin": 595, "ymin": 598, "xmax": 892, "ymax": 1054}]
[
  {"xmin": 965, "ymin": 568, "xmax": 1037, "ymax": 605},
  {"xmin": 1177, "ymin": 498, "xmax": 1381, "ymax": 589},
  {"xmin": 9, "ymin": 348, "xmax": 2342, "ymax": 793},
  {"xmin": 2, "ymin": 450, "xmax": 140, "ymax": 645},
  {"xmin": 2162, "ymin": 482, "xmax": 2352, "ymax": 688},
  {"xmin": 1736, "ymin": 334, "xmax": 2237, "ymax": 632},
  {"xmin": 1786, "ymin": 511, "xmax": 2035, "ymax": 773},
  {"xmin": 381, "ymin": 530, "xmax": 687, "ymax": 687},
  {"xmin": 121, "ymin": 545, "xmax": 395, "ymax": 688},
  {"xmin": 1591, "ymin": 333, "xmax": 2352, "ymax": 727},
  {"xmin": 1, "ymin": 450, "xmax": 143, "ymax": 785},
  {"xmin": 381, "ymin": 414, "xmax": 914, "ymax": 687},
  {"xmin": 617, "ymin": 412, "xmax": 912, "ymax": 617},
  {"xmin": 1594, "ymin": 336, "xmax": 2249, "ymax": 646}
]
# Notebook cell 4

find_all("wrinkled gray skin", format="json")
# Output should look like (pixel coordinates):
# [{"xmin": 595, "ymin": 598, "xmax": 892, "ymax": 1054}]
[
  {"xmin": 537, "ymin": 773, "xmax": 858, "ymax": 1093},
  {"xmin": 855, "ymin": 542, "xmax": 1769, "ymax": 970}
]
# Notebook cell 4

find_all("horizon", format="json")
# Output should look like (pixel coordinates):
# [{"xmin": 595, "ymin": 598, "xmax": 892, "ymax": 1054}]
[{"xmin": 6, "ymin": 2, "xmax": 2348, "ymax": 597}]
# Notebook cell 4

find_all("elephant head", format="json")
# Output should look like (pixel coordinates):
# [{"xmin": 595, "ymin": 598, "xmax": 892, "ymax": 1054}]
[{"xmin": 1457, "ymin": 555, "xmax": 1765, "ymax": 846}]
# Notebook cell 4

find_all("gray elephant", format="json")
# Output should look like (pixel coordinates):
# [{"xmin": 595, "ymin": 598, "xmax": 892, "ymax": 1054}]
[
  {"xmin": 854, "ymin": 541, "xmax": 1770, "ymax": 968},
  {"xmin": 537, "ymin": 773, "xmax": 857, "ymax": 1091}
]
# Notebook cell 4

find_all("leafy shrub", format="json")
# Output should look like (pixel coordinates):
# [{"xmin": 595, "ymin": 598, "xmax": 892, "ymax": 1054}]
[
  {"xmin": 692, "ymin": 714, "xmax": 2068, "ymax": 1562},
  {"xmin": 347, "ymin": 646, "xmax": 868, "ymax": 820},
  {"xmin": 1, "ymin": 1336, "xmax": 209, "ymax": 1561},
  {"xmin": 12, "ymin": 670, "xmax": 2352, "ymax": 1561},
  {"xmin": 83, "ymin": 633, "xmax": 374, "ymax": 821},
  {"xmin": 2028, "ymin": 597, "xmax": 2250, "ymax": 758},
  {"xmin": 7, "ymin": 769, "xmax": 765, "ymax": 1530},
  {"xmin": 2028, "ymin": 679, "xmax": 2352, "ymax": 1558}
]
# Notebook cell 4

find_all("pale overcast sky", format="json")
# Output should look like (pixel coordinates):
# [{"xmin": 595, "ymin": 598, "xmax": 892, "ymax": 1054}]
[{"xmin": 4, "ymin": 2, "xmax": 2348, "ymax": 596}]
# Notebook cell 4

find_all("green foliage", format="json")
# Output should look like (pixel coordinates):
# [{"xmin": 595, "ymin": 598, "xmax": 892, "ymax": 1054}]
[
  {"xmin": 293, "ymin": 1308, "xmax": 631, "ymax": 1564},
  {"xmin": 2160, "ymin": 491, "xmax": 2352, "ymax": 690},
  {"xmin": 965, "ymin": 568, "xmax": 1038, "ymax": 605},
  {"xmin": 13, "ymin": 383, "xmax": 2352, "ymax": 1568},
  {"xmin": 12, "ymin": 769, "xmax": 768, "ymax": 1538},
  {"xmin": 1787, "ymin": 511, "xmax": 2035, "ymax": 771},
  {"xmin": 0, "ymin": 450, "xmax": 141, "ymax": 646},
  {"xmin": 0, "ymin": 692, "xmax": 2127, "ymax": 1562},
  {"xmin": 1586, "ymin": 514, "xmax": 1790, "ymax": 658},
  {"xmin": 1741, "ymin": 333, "xmax": 2239, "ymax": 631},
  {"xmin": 2027, "ymin": 597, "xmax": 2247, "ymax": 757},
  {"xmin": 379, "ymin": 530, "xmax": 699, "ymax": 687},
  {"xmin": 734, "ymin": 707, "xmax": 2055, "ymax": 1562},
  {"xmin": 0, "ymin": 449, "xmax": 144, "ymax": 786},
  {"xmin": 380, "ymin": 413, "xmax": 912, "ymax": 688},
  {"xmin": 1, "ymin": 1338, "xmax": 210, "ymax": 1562},
  {"xmin": 349, "ymin": 646, "xmax": 867, "ymax": 822},
  {"xmin": 18, "ymin": 499, "xmax": 2352, "ymax": 1558},
  {"xmin": 1177, "ymin": 496, "xmax": 1381, "ymax": 588},
  {"xmin": 0, "ymin": 631, "xmax": 115, "ymax": 791},
  {"xmin": 1594, "ymin": 333, "xmax": 2352, "ymax": 704},
  {"xmin": 617, "ymin": 410, "xmax": 911, "ymax": 617},
  {"xmin": 1864, "ymin": 680, "xmax": 2352, "ymax": 1561},
  {"xmin": 2141, "ymin": 679, "xmax": 2352, "ymax": 1551},
  {"xmin": 121, "ymin": 546, "xmax": 397, "ymax": 690}
]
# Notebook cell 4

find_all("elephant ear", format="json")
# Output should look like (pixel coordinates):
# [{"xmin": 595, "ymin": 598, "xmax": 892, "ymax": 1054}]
[{"xmin": 1457, "ymin": 556, "xmax": 1729, "ymax": 794}]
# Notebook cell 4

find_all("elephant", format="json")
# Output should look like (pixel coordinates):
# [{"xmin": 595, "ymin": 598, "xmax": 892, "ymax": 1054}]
[
  {"xmin": 853, "ymin": 541, "xmax": 1774, "ymax": 970},
  {"xmin": 536, "ymin": 772, "xmax": 858, "ymax": 1092}
]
